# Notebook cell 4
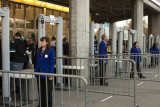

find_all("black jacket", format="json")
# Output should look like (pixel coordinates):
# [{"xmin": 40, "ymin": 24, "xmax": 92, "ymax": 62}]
[
  {"xmin": 28, "ymin": 43, "xmax": 37, "ymax": 64},
  {"xmin": 10, "ymin": 38, "xmax": 25, "ymax": 63}
]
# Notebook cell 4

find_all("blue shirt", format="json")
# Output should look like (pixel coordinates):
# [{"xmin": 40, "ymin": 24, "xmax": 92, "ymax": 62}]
[
  {"xmin": 130, "ymin": 47, "xmax": 142, "ymax": 63},
  {"xmin": 34, "ymin": 48, "xmax": 55, "ymax": 78},
  {"xmin": 99, "ymin": 40, "xmax": 108, "ymax": 64},
  {"xmin": 150, "ymin": 46, "xmax": 159, "ymax": 54}
]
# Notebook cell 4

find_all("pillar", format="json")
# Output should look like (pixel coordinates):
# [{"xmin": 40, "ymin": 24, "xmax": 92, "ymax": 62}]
[
  {"xmin": 69, "ymin": 0, "xmax": 90, "ymax": 81},
  {"xmin": 98, "ymin": 24, "xmax": 104, "ymax": 44},
  {"xmin": 109, "ymin": 23, "xmax": 114, "ymax": 39},
  {"xmin": 90, "ymin": 22, "xmax": 95, "ymax": 57},
  {"xmin": 148, "ymin": 14, "xmax": 160, "ymax": 40},
  {"xmin": 69, "ymin": 0, "xmax": 89, "ymax": 58},
  {"xmin": 133, "ymin": 0, "xmax": 144, "ymax": 50}
]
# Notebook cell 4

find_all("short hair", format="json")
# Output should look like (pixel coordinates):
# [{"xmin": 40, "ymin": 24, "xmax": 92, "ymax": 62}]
[
  {"xmin": 15, "ymin": 32, "xmax": 21, "ymax": 38},
  {"xmin": 51, "ymin": 36, "xmax": 56, "ymax": 41},
  {"xmin": 31, "ymin": 33, "xmax": 35, "ymax": 38},
  {"xmin": 133, "ymin": 41, "xmax": 138, "ymax": 47},
  {"xmin": 94, "ymin": 36, "xmax": 96, "ymax": 39},
  {"xmin": 101, "ymin": 34, "xmax": 106, "ymax": 40},
  {"xmin": 63, "ymin": 38, "xmax": 67, "ymax": 42}
]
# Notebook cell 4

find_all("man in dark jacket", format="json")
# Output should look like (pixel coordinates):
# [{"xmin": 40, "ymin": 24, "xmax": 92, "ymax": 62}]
[
  {"xmin": 99, "ymin": 34, "xmax": 108, "ymax": 86},
  {"xmin": 10, "ymin": 32, "xmax": 25, "ymax": 93}
]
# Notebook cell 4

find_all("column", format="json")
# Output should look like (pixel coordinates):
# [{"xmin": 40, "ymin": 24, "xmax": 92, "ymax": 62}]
[
  {"xmin": 133, "ymin": 0, "xmax": 144, "ymax": 50},
  {"xmin": 69, "ymin": 0, "xmax": 90, "ymax": 81},
  {"xmin": 109, "ymin": 23, "xmax": 114, "ymax": 39}
]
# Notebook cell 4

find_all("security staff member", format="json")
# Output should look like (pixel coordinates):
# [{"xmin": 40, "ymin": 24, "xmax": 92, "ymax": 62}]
[
  {"xmin": 130, "ymin": 42, "xmax": 145, "ymax": 78},
  {"xmin": 99, "ymin": 34, "xmax": 108, "ymax": 86}
]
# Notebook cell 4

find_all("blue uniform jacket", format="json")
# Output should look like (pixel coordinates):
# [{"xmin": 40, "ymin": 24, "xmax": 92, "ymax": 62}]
[
  {"xmin": 150, "ymin": 47, "xmax": 159, "ymax": 54},
  {"xmin": 99, "ymin": 40, "xmax": 108, "ymax": 64},
  {"xmin": 34, "ymin": 48, "xmax": 55, "ymax": 78},
  {"xmin": 130, "ymin": 47, "xmax": 142, "ymax": 63}
]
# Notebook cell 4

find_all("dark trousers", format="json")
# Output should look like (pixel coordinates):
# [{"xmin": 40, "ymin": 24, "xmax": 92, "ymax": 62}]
[
  {"xmin": 37, "ymin": 77, "xmax": 53, "ymax": 107},
  {"xmin": 99, "ymin": 63, "xmax": 106, "ymax": 85},
  {"xmin": 130, "ymin": 63, "xmax": 143, "ymax": 78},
  {"xmin": 151, "ymin": 57, "xmax": 159, "ymax": 67},
  {"xmin": 10, "ymin": 62, "xmax": 24, "ymax": 93}
]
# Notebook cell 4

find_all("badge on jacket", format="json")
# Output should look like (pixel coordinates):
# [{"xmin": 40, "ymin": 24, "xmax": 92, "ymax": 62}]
[{"xmin": 45, "ymin": 55, "xmax": 48, "ymax": 58}]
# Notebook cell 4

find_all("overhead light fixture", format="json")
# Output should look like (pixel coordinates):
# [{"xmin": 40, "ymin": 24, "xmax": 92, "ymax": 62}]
[
  {"xmin": 150, "ymin": 0, "xmax": 160, "ymax": 7},
  {"xmin": 9, "ymin": 0, "xmax": 69, "ymax": 12}
]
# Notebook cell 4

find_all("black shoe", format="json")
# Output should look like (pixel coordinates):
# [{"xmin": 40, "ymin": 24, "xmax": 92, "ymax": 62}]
[
  {"xmin": 130, "ymin": 76, "xmax": 134, "ymax": 78},
  {"xmin": 140, "ymin": 76, "xmax": 146, "ymax": 78},
  {"xmin": 100, "ymin": 82, "xmax": 108, "ymax": 86},
  {"xmin": 12, "ymin": 90, "xmax": 19, "ymax": 94},
  {"xmin": 139, "ymin": 76, "xmax": 146, "ymax": 78}
]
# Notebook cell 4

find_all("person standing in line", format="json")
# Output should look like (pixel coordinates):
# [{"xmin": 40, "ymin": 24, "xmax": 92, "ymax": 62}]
[
  {"xmin": 130, "ymin": 42, "xmax": 145, "ymax": 78},
  {"xmin": 94, "ymin": 36, "xmax": 98, "ymax": 55},
  {"xmin": 99, "ymin": 34, "xmax": 108, "ymax": 86},
  {"xmin": 34, "ymin": 37, "xmax": 55, "ymax": 107},
  {"xmin": 10, "ymin": 32, "xmax": 25, "ymax": 93},
  {"xmin": 150, "ymin": 43, "xmax": 159, "ymax": 67}
]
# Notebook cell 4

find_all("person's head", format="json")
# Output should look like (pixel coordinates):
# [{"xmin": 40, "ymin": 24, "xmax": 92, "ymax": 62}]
[
  {"xmin": 29, "ymin": 38, "xmax": 35, "ymax": 44},
  {"xmin": 31, "ymin": 33, "xmax": 35, "ymax": 39},
  {"xmin": 94, "ymin": 36, "xmax": 97, "ymax": 40},
  {"xmin": 40, "ymin": 37, "xmax": 50, "ymax": 48},
  {"xmin": 51, "ymin": 36, "xmax": 56, "ymax": 47},
  {"xmin": 14, "ymin": 32, "xmax": 21, "ymax": 39},
  {"xmin": 37, "ymin": 37, "xmax": 51, "ymax": 55},
  {"xmin": 153, "ymin": 43, "xmax": 157, "ymax": 49},
  {"xmin": 101, "ymin": 34, "xmax": 107, "ymax": 42},
  {"xmin": 51, "ymin": 36, "xmax": 56, "ymax": 41},
  {"xmin": 133, "ymin": 42, "xmax": 139, "ymax": 47},
  {"xmin": 63, "ymin": 38, "xmax": 67, "ymax": 44}
]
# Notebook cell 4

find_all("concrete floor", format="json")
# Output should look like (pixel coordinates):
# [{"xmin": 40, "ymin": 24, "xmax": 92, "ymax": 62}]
[{"xmin": 1, "ymin": 66, "xmax": 160, "ymax": 107}]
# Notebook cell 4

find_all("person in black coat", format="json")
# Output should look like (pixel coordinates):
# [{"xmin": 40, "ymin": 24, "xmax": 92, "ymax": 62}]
[
  {"xmin": 10, "ymin": 32, "xmax": 25, "ymax": 93},
  {"xmin": 28, "ymin": 38, "xmax": 37, "ymax": 65}
]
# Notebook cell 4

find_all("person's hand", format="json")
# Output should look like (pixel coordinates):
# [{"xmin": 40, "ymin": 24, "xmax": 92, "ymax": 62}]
[
  {"xmin": 49, "ymin": 76, "xmax": 53, "ymax": 80},
  {"xmin": 104, "ymin": 61, "xmax": 107, "ymax": 64}
]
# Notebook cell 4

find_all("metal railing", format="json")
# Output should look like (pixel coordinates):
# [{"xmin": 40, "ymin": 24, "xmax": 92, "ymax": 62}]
[
  {"xmin": 55, "ymin": 57, "xmax": 137, "ymax": 107},
  {"xmin": 0, "ymin": 70, "xmax": 88, "ymax": 107}
]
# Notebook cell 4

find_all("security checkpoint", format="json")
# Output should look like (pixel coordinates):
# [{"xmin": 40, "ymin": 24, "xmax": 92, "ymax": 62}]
[
  {"xmin": 0, "ymin": 1, "xmax": 160, "ymax": 106},
  {"xmin": 38, "ymin": 14, "xmax": 63, "ymax": 87}
]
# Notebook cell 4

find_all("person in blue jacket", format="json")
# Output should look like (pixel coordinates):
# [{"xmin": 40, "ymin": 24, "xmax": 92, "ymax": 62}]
[
  {"xmin": 99, "ymin": 34, "xmax": 108, "ymax": 86},
  {"xmin": 130, "ymin": 42, "xmax": 145, "ymax": 78},
  {"xmin": 150, "ymin": 43, "xmax": 159, "ymax": 67},
  {"xmin": 35, "ymin": 37, "xmax": 55, "ymax": 107}
]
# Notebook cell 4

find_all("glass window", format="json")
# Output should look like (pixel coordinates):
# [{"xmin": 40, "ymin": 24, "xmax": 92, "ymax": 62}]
[
  {"xmin": 46, "ymin": 9, "xmax": 53, "ymax": 16},
  {"xmin": 26, "ymin": 6, "xmax": 34, "ymax": 29},
  {"xmin": 35, "ymin": 7, "xmax": 43, "ymax": 29},
  {"xmin": 9, "ymin": 2, "xmax": 14, "ymax": 18},
  {"xmin": 53, "ymin": 24, "xmax": 57, "ymax": 33},
  {"xmin": 60, "ymin": 12, "xmax": 66, "ymax": 18},
  {"xmin": 25, "ymin": 32, "xmax": 34, "ymax": 40},
  {"xmin": 46, "ymin": 32, "xmax": 53, "ymax": 40},
  {"xmin": 10, "ymin": 30, "xmax": 13, "ymax": 40},
  {"xmin": 9, "ymin": 2, "xmax": 14, "ymax": 27},
  {"xmin": 53, "ymin": 10, "xmax": 59, "ymax": 17},
  {"xmin": 63, "ymin": 20, "xmax": 67, "ymax": 32},
  {"xmin": 10, "ymin": 18, "xmax": 14, "ymax": 27},
  {"xmin": 46, "ymin": 9, "xmax": 53, "ymax": 31},
  {"xmin": 15, "ymin": 4, "xmax": 24, "ymax": 28},
  {"xmin": 0, "ymin": 1, "xmax": 2, "ymax": 8}
]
